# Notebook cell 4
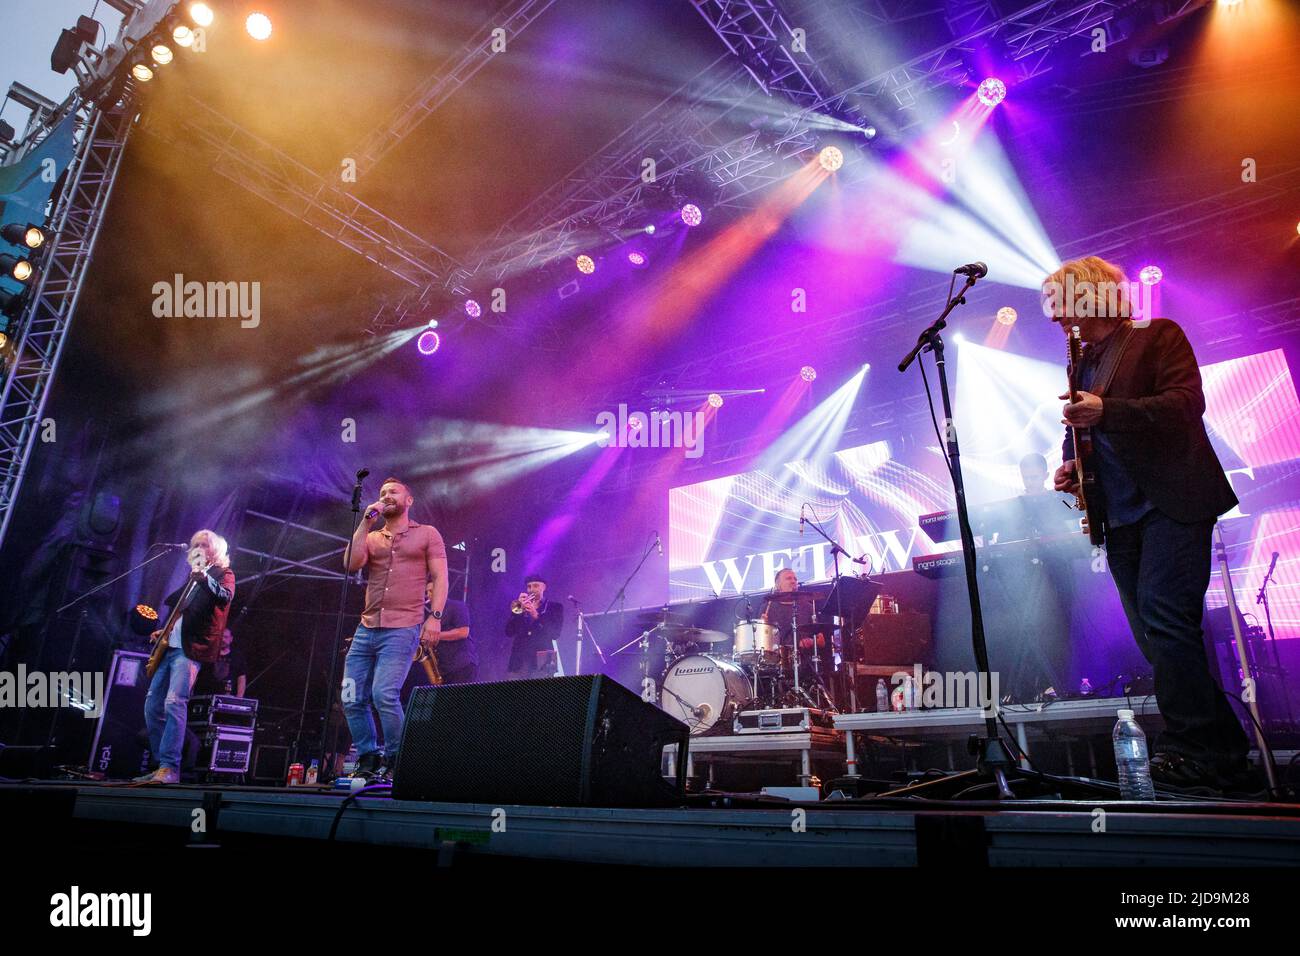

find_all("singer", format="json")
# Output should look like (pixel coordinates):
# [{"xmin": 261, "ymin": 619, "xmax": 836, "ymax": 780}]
[
  {"xmin": 341, "ymin": 477, "xmax": 449, "ymax": 782},
  {"xmin": 1046, "ymin": 256, "xmax": 1249, "ymax": 794}
]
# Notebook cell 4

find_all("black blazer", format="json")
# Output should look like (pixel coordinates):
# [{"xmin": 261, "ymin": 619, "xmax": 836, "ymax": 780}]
[
  {"xmin": 163, "ymin": 566, "xmax": 236, "ymax": 663},
  {"xmin": 1062, "ymin": 318, "xmax": 1237, "ymax": 525}
]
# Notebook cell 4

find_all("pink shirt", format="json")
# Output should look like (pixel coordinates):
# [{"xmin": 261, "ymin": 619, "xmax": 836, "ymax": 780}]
[{"xmin": 360, "ymin": 521, "xmax": 447, "ymax": 628}]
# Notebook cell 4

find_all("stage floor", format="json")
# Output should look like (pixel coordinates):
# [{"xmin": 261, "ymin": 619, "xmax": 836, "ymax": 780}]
[{"xmin": 4, "ymin": 779, "xmax": 1299, "ymax": 867}]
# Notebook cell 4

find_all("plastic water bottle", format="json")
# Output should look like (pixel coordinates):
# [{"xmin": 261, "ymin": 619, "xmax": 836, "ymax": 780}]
[
  {"xmin": 1113, "ymin": 709, "xmax": 1155, "ymax": 800},
  {"xmin": 875, "ymin": 679, "xmax": 888, "ymax": 712}
]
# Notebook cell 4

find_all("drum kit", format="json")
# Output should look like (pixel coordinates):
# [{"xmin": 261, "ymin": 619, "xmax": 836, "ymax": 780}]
[{"xmin": 637, "ymin": 590, "xmax": 839, "ymax": 736}]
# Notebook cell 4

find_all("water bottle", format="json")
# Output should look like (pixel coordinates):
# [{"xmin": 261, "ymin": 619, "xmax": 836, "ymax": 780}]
[
  {"xmin": 1113, "ymin": 709, "xmax": 1155, "ymax": 800},
  {"xmin": 305, "ymin": 759, "xmax": 319, "ymax": 786},
  {"xmin": 875, "ymin": 679, "xmax": 888, "ymax": 712}
]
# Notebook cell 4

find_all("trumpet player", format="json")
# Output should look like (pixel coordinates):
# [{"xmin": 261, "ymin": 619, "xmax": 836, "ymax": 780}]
[
  {"xmin": 505, "ymin": 574, "xmax": 563, "ymax": 679},
  {"xmin": 342, "ymin": 477, "xmax": 448, "ymax": 782}
]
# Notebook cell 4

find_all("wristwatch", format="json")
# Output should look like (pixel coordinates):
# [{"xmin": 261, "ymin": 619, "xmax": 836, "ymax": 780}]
[{"xmin": 431, "ymin": 609, "xmax": 443, "ymax": 620}]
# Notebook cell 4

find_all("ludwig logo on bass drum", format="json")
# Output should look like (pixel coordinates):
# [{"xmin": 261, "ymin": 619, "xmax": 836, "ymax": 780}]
[{"xmin": 675, "ymin": 666, "xmax": 715, "ymax": 675}]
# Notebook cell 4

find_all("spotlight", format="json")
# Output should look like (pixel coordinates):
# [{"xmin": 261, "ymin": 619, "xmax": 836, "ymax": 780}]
[
  {"xmin": 977, "ymin": 77, "xmax": 1007, "ymax": 108},
  {"xmin": 863, "ymin": 126, "xmax": 877, "ymax": 140},
  {"xmin": 427, "ymin": 319, "xmax": 439, "ymax": 329},
  {"xmin": 576, "ymin": 254, "xmax": 595, "ymax": 274},
  {"xmin": 627, "ymin": 250, "xmax": 646, "ymax": 267},
  {"xmin": 818, "ymin": 146, "xmax": 844, "ymax": 172},
  {"xmin": 1138, "ymin": 264, "xmax": 1163, "ymax": 286},
  {"xmin": 172, "ymin": 24, "xmax": 195, "ymax": 48},
  {"xmin": 0, "ymin": 332, "xmax": 7, "ymax": 350},
  {"xmin": 151, "ymin": 44, "xmax": 173, "ymax": 65},
  {"xmin": 800, "ymin": 365, "xmax": 816, "ymax": 383},
  {"xmin": 708, "ymin": 393, "xmax": 724, "ymax": 408},
  {"xmin": 680, "ymin": 204, "xmax": 703, "ymax": 227},
  {"xmin": 644, "ymin": 224, "xmax": 656, "ymax": 235},
  {"xmin": 1, "ymin": 254, "xmax": 34, "ymax": 282},
  {"xmin": 464, "ymin": 299, "xmax": 481, "ymax": 318},
  {"xmin": 996, "ymin": 307, "xmax": 1018, "ymax": 326},
  {"xmin": 189, "ymin": 3, "xmax": 215, "ymax": 27},
  {"xmin": 2, "ymin": 223, "xmax": 45, "ymax": 249},
  {"xmin": 416, "ymin": 330, "xmax": 441, "ymax": 355},
  {"xmin": 246, "ymin": 13, "xmax": 273, "ymax": 41},
  {"xmin": 131, "ymin": 62, "xmax": 154, "ymax": 82}
]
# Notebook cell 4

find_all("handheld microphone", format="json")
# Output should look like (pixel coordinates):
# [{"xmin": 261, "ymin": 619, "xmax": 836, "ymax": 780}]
[
  {"xmin": 365, "ymin": 508, "xmax": 379, "ymax": 519},
  {"xmin": 952, "ymin": 261, "xmax": 988, "ymax": 279}
]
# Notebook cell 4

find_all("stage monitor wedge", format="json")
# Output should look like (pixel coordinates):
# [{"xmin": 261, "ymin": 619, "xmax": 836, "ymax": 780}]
[{"xmin": 393, "ymin": 675, "xmax": 689, "ymax": 807}]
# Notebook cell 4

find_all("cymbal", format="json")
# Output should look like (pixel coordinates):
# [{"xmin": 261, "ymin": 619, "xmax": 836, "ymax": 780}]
[{"xmin": 661, "ymin": 625, "xmax": 729, "ymax": 644}]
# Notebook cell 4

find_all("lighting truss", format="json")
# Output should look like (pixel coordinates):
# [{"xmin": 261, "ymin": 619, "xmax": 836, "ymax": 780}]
[{"xmin": 0, "ymin": 96, "xmax": 136, "ymax": 550}]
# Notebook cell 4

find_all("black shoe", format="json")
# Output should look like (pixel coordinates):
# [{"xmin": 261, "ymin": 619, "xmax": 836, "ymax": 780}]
[
  {"xmin": 374, "ymin": 753, "xmax": 399, "ymax": 783},
  {"xmin": 350, "ymin": 750, "xmax": 383, "ymax": 781},
  {"xmin": 1149, "ymin": 752, "xmax": 1222, "ymax": 795}
]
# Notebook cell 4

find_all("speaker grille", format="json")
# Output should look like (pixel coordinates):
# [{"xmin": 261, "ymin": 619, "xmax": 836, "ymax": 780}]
[{"xmin": 393, "ymin": 675, "xmax": 688, "ymax": 807}]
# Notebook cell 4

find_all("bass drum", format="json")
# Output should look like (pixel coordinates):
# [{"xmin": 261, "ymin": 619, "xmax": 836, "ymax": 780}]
[{"xmin": 660, "ymin": 654, "xmax": 752, "ymax": 735}]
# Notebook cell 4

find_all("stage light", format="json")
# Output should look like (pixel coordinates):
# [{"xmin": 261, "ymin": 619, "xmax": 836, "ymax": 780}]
[
  {"xmin": 863, "ymin": 126, "xmax": 877, "ymax": 140},
  {"xmin": 189, "ymin": 3, "xmax": 215, "ymax": 27},
  {"xmin": 952, "ymin": 332, "xmax": 966, "ymax": 345},
  {"xmin": 427, "ymin": 319, "xmax": 439, "ymax": 329},
  {"xmin": 416, "ymin": 330, "xmax": 441, "ymax": 355},
  {"xmin": 576, "ymin": 254, "xmax": 595, "ymax": 274},
  {"xmin": 172, "ymin": 24, "xmax": 195, "ymax": 48},
  {"xmin": 1296, "ymin": 221, "xmax": 1300, "ymax": 237},
  {"xmin": 0, "ymin": 332, "xmax": 7, "ymax": 349},
  {"xmin": 996, "ymin": 307, "xmax": 1018, "ymax": 326},
  {"xmin": 1, "ymin": 254, "xmax": 33, "ymax": 282},
  {"xmin": 1216, "ymin": 0, "xmax": 1243, "ymax": 6},
  {"xmin": 464, "ymin": 299, "xmax": 481, "ymax": 318},
  {"xmin": 708, "ymin": 393, "xmax": 724, "ymax": 408},
  {"xmin": 131, "ymin": 62, "xmax": 154, "ymax": 82},
  {"xmin": 1139, "ymin": 264, "xmax": 1163, "ymax": 286},
  {"xmin": 627, "ymin": 250, "xmax": 646, "ymax": 267},
  {"xmin": 2, "ymin": 223, "xmax": 44, "ymax": 249},
  {"xmin": 977, "ymin": 77, "xmax": 1007, "ymax": 108},
  {"xmin": 151, "ymin": 44, "xmax": 173, "ymax": 65},
  {"xmin": 800, "ymin": 365, "xmax": 817, "ymax": 382},
  {"xmin": 680, "ymin": 204, "xmax": 703, "ymax": 227},
  {"xmin": 0, "ymin": 288, "xmax": 28, "ymax": 318},
  {"xmin": 818, "ymin": 146, "xmax": 844, "ymax": 172},
  {"xmin": 246, "ymin": 13, "xmax": 273, "ymax": 41},
  {"xmin": 644, "ymin": 224, "xmax": 656, "ymax": 235}
]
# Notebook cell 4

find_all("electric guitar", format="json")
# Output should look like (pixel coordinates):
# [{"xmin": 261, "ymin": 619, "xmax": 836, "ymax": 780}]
[
  {"xmin": 145, "ymin": 557, "xmax": 209, "ymax": 681},
  {"xmin": 1067, "ymin": 326, "xmax": 1105, "ymax": 546}
]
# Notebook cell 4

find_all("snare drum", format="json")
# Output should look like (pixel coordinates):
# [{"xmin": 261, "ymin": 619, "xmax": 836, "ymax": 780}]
[{"xmin": 733, "ymin": 620, "xmax": 780, "ymax": 665}]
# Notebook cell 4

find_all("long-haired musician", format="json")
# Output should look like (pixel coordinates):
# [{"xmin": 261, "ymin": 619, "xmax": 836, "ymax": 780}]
[
  {"xmin": 136, "ymin": 530, "xmax": 235, "ymax": 784},
  {"xmin": 1046, "ymin": 256, "xmax": 1248, "ymax": 793}
]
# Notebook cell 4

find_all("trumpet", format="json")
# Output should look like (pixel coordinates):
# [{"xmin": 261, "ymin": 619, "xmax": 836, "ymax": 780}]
[{"xmin": 511, "ymin": 592, "xmax": 538, "ymax": 614}]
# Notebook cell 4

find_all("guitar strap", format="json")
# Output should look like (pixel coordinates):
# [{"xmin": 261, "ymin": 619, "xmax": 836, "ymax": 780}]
[{"xmin": 1089, "ymin": 321, "xmax": 1137, "ymax": 397}]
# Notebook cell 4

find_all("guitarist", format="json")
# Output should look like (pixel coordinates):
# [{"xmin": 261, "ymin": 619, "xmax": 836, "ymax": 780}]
[
  {"xmin": 136, "ymin": 530, "xmax": 236, "ymax": 783},
  {"xmin": 1045, "ymin": 256, "xmax": 1248, "ymax": 793}
]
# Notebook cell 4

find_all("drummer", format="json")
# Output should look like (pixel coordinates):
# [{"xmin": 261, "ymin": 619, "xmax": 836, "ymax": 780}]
[{"xmin": 761, "ymin": 569, "xmax": 826, "ymax": 663}]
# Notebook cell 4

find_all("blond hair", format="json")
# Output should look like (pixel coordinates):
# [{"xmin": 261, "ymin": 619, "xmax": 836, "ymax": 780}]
[
  {"xmin": 191, "ymin": 529, "xmax": 231, "ymax": 569},
  {"xmin": 1041, "ymin": 256, "xmax": 1133, "ymax": 320}
]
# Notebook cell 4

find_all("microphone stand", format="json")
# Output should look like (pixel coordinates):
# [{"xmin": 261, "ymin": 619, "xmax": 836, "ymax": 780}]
[
  {"xmin": 56, "ymin": 542, "xmax": 185, "ymax": 615},
  {"xmin": 896, "ymin": 272, "xmax": 1020, "ymax": 799},
  {"xmin": 800, "ymin": 512, "xmax": 860, "ymax": 712},
  {"xmin": 1254, "ymin": 553, "xmax": 1294, "ymax": 729},
  {"xmin": 602, "ymin": 533, "xmax": 660, "ymax": 694},
  {"xmin": 319, "ymin": 472, "xmax": 367, "ymax": 780}
]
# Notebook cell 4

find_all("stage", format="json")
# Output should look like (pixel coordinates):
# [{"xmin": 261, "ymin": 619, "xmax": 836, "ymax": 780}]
[{"xmin": 5, "ymin": 779, "xmax": 1300, "ymax": 868}]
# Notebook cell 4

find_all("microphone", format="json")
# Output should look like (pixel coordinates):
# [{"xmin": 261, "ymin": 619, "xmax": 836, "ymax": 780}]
[
  {"xmin": 355, "ymin": 468, "xmax": 370, "ymax": 481},
  {"xmin": 567, "ymin": 594, "xmax": 582, "ymax": 605},
  {"xmin": 364, "ymin": 508, "xmax": 379, "ymax": 519},
  {"xmin": 158, "ymin": 542, "xmax": 189, "ymax": 549},
  {"xmin": 799, "ymin": 505, "xmax": 805, "ymax": 536},
  {"xmin": 952, "ymin": 261, "xmax": 988, "ymax": 279},
  {"xmin": 655, "ymin": 532, "xmax": 663, "ymax": 556}
]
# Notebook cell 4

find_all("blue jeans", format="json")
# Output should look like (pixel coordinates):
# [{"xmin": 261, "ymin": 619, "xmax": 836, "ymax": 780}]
[
  {"xmin": 144, "ymin": 647, "xmax": 200, "ymax": 770},
  {"xmin": 1106, "ymin": 510, "xmax": 1249, "ymax": 772},
  {"xmin": 342, "ymin": 624, "xmax": 420, "ymax": 762}
]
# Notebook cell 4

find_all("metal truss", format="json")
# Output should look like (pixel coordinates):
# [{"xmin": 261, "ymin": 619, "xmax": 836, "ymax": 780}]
[
  {"xmin": 0, "ymin": 96, "xmax": 136, "ymax": 552},
  {"xmin": 142, "ymin": 96, "xmax": 470, "ymax": 295},
  {"xmin": 342, "ymin": 0, "xmax": 556, "ymax": 176}
]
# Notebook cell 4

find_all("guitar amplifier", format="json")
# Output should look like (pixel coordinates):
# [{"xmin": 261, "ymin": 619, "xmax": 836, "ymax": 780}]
[
  {"xmin": 196, "ymin": 727, "xmax": 254, "ymax": 773},
  {"xmin": 734, "ymin": 708, "xmax": 835, "ymax": 734}
]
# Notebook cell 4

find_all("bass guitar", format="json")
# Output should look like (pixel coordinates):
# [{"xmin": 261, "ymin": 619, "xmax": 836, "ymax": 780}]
[{"xmin": 1067, "ymin": 325, "xmax": 1105, "ymax": 546}]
